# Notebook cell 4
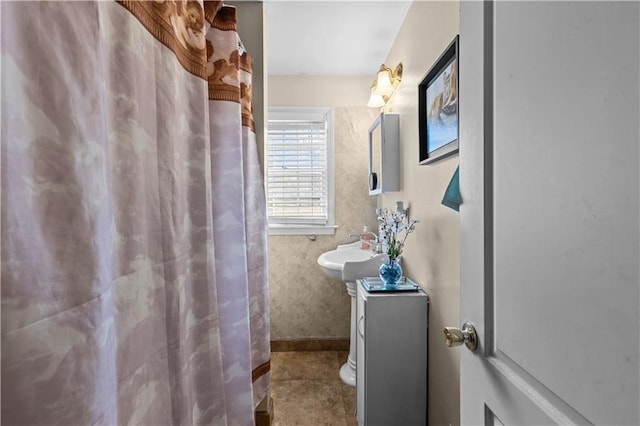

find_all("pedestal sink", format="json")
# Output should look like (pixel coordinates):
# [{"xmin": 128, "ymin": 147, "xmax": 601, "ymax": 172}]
[{"xmin": 317, "ymin": 241, "xmax": 387, "ymax": 387}]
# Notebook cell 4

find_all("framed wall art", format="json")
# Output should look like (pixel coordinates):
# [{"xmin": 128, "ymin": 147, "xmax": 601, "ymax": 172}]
[{"xmin": 419, "ymin": 35, "xmax": 459, "ymax": 165}]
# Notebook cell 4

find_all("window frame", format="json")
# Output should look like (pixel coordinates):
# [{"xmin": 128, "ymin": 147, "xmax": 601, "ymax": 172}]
[{"xmin": 266, "ymin": 106, "xmax": 336, "ymax": 236}]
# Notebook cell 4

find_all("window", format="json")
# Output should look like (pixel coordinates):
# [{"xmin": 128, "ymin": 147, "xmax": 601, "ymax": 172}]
[{"xmin": 266, "ymin": 107, "xmax": 335, "ymax": 235}]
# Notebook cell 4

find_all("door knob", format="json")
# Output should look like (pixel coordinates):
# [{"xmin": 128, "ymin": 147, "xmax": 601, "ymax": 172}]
[{"xmin": 443, "ymin": 322, "xmax": 478, "ymax": 351}]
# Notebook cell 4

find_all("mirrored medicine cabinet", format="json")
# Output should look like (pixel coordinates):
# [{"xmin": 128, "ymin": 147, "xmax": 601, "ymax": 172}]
[{"xmin": 368, "ymin": 113, "xmax": 399, "ymax": 195}]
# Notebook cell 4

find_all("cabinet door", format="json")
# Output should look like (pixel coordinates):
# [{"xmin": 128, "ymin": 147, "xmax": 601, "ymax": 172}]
[
  {"xmin": 368, "ymin": 117, "xmax": 382, "ymax": 194},
  {"xmin": 368, "ymin": 113, "xmax": 399, "ymax": 195},
  {"xmin": 356, "ymin": 284, "xmax": 366, "ymax": 426},
  {"xmin": 357, "ymin": 283, "xmax": 428, "ymax": 426}
]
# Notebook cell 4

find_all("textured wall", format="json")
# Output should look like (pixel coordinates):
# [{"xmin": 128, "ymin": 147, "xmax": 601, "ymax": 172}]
[
  {"xmin": 268, "ymin": 106, "xmax": 378, "ymax": 339},
  {"xmin": 268, "ymin": 78, "xmax": 378, "ymax": 339},
  {"xmin": 378, "ymin": 2, "xmax": 461, "ymax": 425}
]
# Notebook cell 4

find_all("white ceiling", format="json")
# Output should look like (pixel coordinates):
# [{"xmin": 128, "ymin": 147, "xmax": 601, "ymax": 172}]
[{"xmin": 264, "ymin": 1, "xmax": 411, "ymax": 76}]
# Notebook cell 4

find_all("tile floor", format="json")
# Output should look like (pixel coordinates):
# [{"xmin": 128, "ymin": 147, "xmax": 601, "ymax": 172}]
[{"xmin": 270, "ymin": 351, "xmax": 357, "ymax": 426}]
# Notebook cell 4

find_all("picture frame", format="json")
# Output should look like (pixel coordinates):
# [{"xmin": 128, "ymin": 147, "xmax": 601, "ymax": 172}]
[{"xmin": 419, "ymin": 35, "xmax": 459, "ymax": 165}]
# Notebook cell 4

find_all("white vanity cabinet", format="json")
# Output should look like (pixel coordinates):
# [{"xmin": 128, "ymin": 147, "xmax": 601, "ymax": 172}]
[
  {"xmin": 368, "ymin": 113, "xmax": 399, "ymax": 195},
  {"xmin": 355, "ymin": 279, "xmax": 428, "ymax": 426}
]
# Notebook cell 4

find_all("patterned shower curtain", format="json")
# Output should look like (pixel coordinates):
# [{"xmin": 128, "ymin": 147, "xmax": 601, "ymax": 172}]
[{"xmin": 1, "ymin": 1, "xmax": 270, "ymax": 424}]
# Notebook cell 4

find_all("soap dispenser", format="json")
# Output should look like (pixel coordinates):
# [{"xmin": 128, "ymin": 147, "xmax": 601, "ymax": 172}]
[{"xmin": 361, "ymin": 225, "xmax": 371, "ymax": 250}]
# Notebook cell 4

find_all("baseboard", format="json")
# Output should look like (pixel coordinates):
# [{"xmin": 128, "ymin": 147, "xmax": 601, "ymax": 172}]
[{"xmin": 270, "ymin": 338, "xmax": 349, "ymax": 352}]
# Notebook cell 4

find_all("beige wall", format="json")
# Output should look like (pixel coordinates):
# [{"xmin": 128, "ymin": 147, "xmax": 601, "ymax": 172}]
[
  {"xmin": 379, "ymin": 2, "xmax": 461, "ymax": 425},
  {"xmin": 269, "ymin": 76, "xmax": 371, "ymax": 107},
  {"xmin": 268, "ymin": 76, "xmax": 378, "ymax": 340}
]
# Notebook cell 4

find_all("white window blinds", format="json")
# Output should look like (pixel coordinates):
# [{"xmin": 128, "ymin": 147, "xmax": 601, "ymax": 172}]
[{"xmin": 266, "ymin": 108, "xmax": 333, "ymax": 227}]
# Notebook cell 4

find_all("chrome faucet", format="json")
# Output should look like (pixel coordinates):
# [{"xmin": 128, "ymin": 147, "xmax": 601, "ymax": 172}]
[
  {"xmin": 369, "ymin": 232, "xmax": 384, "ymax": 254},
  {"xmin": 348, "ymin": 232, "xmax": 383, "ymax": 253}
]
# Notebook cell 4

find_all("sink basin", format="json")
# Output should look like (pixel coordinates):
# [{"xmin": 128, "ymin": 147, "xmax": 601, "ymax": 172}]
[{"xmin": 317, "ymin": 241, "xmax": 386, "ymax": 282}]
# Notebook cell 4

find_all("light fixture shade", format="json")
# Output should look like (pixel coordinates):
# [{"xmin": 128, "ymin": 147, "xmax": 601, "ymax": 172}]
[
  {"xmin": 374, "ymin": 67, "xmax": 395, "ymax": 97},
  {"xmin": 367, "ymin": 89, "xmax": 386, "ymax": 108}
]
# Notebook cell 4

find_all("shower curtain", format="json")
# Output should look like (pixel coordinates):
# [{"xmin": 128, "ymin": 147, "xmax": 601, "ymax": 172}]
[{"xmin": 1, "ymin": 1, "xmax": 270, "ymax": 424}]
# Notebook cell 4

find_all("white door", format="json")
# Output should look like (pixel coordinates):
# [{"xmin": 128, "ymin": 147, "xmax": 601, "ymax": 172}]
[{"xmin": 458, "ymin": 1, "xmax": 639, "ymax": 425}]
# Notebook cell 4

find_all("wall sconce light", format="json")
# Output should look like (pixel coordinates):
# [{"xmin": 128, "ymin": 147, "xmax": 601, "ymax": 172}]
[
  {"xmin": 366, "ymin": 79, "xmax": 387, "ymax": 108},
  {"xmin": 367, "ymin": 63, "xmax": 403, "ymax": 108}
]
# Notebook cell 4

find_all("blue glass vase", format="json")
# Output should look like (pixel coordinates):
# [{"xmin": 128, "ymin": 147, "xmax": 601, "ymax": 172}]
[{"xmin": 379, "ymin": 258, "xmax": 403, "ymax": 287}]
